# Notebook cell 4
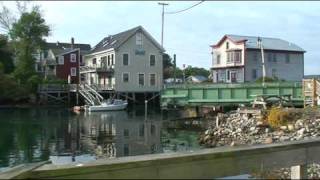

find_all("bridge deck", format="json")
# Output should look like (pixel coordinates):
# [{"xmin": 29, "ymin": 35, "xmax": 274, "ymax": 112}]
[{"xmin": 161, "ymin": 82, "xmax": 303, "ymax": 107}]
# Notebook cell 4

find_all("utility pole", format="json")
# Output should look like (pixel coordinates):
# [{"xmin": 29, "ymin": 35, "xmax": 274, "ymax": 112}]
[
  {"xmin": 173, "ymin": 54, "xmax": 176, "ymax": 85},
  {"xmin": 258, "ymin": 37, "xmax": 266, "ymax": 86},
  {"xmin": 158, "ymin": 2, "xmax": 169, "ymax": 47}
]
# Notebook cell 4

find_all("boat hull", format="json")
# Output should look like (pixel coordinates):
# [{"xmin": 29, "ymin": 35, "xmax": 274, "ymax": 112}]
[{"xmin": 88, "ymin": 103, "xmax": 128, "ymax": 112}]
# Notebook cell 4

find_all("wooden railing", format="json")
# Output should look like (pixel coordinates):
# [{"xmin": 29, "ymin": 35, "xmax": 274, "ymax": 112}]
[{"xmin": 38, "ymin": 84, "xmax": 114, "ymax": 93}]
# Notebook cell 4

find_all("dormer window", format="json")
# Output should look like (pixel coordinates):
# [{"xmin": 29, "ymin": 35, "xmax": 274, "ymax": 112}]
[
  {"xmin": 226, "ymin": 42, "xmax": 229, "ymax": 50},
  {"xmin": 136, "ymin": 32, "xmax": 143, "ymax": 46}
]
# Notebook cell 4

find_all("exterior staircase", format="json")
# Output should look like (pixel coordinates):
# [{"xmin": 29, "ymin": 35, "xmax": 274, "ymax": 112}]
[
  {"xmin": 302, "ymin": 78, "xmax": 320, "ymax": 107},
  {"xmin": 78, "ymin": 84, "xmax": 104, "ymax": 106}
]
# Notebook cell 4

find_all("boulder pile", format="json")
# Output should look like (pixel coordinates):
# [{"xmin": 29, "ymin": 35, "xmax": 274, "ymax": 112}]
[{"xmin": 198, "ymin": 107, "xmax": 320, "ymax": 178}]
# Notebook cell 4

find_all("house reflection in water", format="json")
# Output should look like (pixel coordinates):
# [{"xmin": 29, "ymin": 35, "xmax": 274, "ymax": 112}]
[
  {"xmin": 83, "ymin": 110, "xmax": 162, "ymax": 158},
  {"xmin": 63, "ymin": 109, "xmax": 163, "ymax": 159}
]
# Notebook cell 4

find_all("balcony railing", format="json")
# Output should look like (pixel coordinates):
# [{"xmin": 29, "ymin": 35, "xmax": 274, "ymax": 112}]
[
  {"xmin": 80, "ymin": 66, "xmax": 114, "ymax": 73},
  {"xmin": 90, "ymin": 84, "xmax": 114, "ymax": 91}
]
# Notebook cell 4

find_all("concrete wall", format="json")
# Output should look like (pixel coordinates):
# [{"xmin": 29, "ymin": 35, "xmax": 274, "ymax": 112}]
[
  {"xmin": 14, "ymin": 138, "xmax": 320, "ymax": 179},
  {"xmin": 245, "ymin": 49, "xmax": 304, "ymax": 82},
  {"xmin": 115, "ymin": 31, "xmax": 163, "ymax": 92}
]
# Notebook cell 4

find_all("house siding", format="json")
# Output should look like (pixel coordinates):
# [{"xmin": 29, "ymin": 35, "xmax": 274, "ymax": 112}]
[
  {"xmin": 211, "ymin": 38, "xmax": 245, "ymax": 83},
  {"xmin": 56, "ymin": 49, "xmax": 80, "ymax": 84},
  {"xmin": 245, "ymin": 49, "xmax": 304, "ymax": 81},
  {"xmin": 114, "ymin": 31, "xmax": 163, "ymax": 92}
]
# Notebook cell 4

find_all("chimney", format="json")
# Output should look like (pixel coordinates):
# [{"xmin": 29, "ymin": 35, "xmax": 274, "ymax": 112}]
[{"xmin": 71, "ymin": 37, "xmax": 74, "ymax": 49}]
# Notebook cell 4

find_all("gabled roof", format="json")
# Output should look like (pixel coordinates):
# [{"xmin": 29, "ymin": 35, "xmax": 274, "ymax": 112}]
[
  {"xmin": 90, "ymin": 26, "xmax": 165, "ymax": 53},
  {"xmin": 44, "ymin": 42, "xmax": 91, "ymax": 56},
  {"xmin": 212, "ymin": 34, "xmax": 305, "ymax": 53}
]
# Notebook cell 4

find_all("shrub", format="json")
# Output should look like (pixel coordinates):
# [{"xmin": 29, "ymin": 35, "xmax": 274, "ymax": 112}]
[
  {"xmin": 255, "ymin": 76, "xmax": 285, "ymax": 83},
  {"xmin": 267, "ymin": 107, "xmax": 291, "ymax": 128}
]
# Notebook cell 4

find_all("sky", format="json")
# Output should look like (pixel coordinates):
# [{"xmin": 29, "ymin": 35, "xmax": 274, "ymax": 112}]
[{"xmin": 1, "ymin": 1, "xmax": 320, "ymax": 75}]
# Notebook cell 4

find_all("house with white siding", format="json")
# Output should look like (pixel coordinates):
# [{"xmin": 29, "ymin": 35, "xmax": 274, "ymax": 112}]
[
  {"xmin": 80, "ymin": 26, "xmax": 165, "ymax": 100},
  {"xmin": 210, "ymin": 35, "xmax": 305, "ymax": 83}
]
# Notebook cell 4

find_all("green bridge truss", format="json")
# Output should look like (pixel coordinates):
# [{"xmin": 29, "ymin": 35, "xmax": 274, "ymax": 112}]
[{"xmin": 160, "ymin": 82, "xmax": 303, "ymax": 107}]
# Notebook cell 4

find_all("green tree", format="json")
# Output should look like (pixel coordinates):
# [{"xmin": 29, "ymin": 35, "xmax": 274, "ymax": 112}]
[
  {"xmin": 9, "ymin": 6, "xmax": 50, "ymax": 84},
  {"xmin": 0, "ymin": 34, "xmax": 14, "ymax": 74},
  {"xmin": 184, "ymin": 65, "xmax": 210, "ymax": 78}
]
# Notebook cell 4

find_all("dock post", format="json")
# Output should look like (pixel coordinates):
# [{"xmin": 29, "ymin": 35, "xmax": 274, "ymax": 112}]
[
  {"xmin": 76, "ymin": 84, "xmax": 79, "ymax": 105},
  {"xmin": 145, "ymin": 100, "xmax": 148, "ymax": 119},
  {"xmin": 291, "ymin": 164, "xmax": 307, "ymax": 179},
  {"xmin": 132, "ymin": 93, "xmax": 136, "ymax": 103}
]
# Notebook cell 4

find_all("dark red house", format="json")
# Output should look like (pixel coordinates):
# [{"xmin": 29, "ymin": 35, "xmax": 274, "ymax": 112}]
[
  {"xmin": 39, "ymin": 38, "xmax": 91, "ymax": 83},
  {"xmin": 56, "ymin": 48, "xmax": 82, "ymax": 84}
]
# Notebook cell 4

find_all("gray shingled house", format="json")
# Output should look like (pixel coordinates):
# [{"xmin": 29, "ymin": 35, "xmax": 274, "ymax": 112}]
[
  {"xmin": 210, "ymin": 35, "xmax": 306, "ymax": 83},
  {"xmin": 81, "ymin": 26, "xmax": 165, "ymax": 101}
]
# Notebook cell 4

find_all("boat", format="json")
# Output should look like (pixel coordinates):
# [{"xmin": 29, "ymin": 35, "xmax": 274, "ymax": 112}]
[{"xmin": 86, "ymin": 99, "xmax": 128, "ymax": 112}]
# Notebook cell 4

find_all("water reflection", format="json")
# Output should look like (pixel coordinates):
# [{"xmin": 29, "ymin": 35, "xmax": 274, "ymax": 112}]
[{"xmin": 0, "ymin": 107, "xmax": 202, "ymax": 169}]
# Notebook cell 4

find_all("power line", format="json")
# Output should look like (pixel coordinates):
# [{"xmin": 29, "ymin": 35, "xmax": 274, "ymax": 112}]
[{"xmin": 165, "ymin": 1, "xmax": 204, "ymax": 14}]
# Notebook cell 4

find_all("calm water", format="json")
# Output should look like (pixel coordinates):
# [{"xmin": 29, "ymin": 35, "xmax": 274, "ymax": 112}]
[{"xmin": 0, "ymin": 106, "xmax": 204, "ymax": 171}]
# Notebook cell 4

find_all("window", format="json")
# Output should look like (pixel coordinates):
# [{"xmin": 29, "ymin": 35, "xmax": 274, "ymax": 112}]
[
  {"xmin": 227, "ymin": 70, "xmax": 230, "ymax": 80},
  {"xmin": 70, "ymin": 67, "xmax": 76, "ymax": 77},
  {"xmin": 252, "ymin": 69, "xmax": 257, "ymax": 79},
  {"xmin": 123, "ymin": 129, "xmax": 129, "ymax": 137},
  {"xmin": 44, "ymin": 50, "xmax": 48, "ymax": 58},
  {"xmin": 138, "ymin": 73, "xmax": 144, "ymax": 86},
  {"xmin": 123, "ymin": 144, "xmax": 129, "ymax": 156},
  {"xmin": 107, "ymin": 55, "xmax": 110, "ymax": 66},
  {"xmin": 70, "ymin": 53, "xmax": 76, "ymax": 62},
  {"xmin": 273, "ymin": 53, "xmax": 277, "ymax": 62},
  {"xmin": 101, "ymin": 57, "xmax": 107, "ymax": 68},
  {"xmin": 227, "ymin": 51, "xmax": 241, "ymax": 63},
  {"xmin": 286, "ymin": 54, "xmax": 290, "ymax": 63},
  {"xmin": 268, "ymin": 53, "xmax": 272, "ymax": 62},
  {"xmin": 234, "ymin": 52, "xmax": 241, "ymax": 63},
  {"xmin": 226, "ymin": 42, "xmax": 229, "ymax": 49},
  {"xmin": 123, "ymin": 54, "xmax": 129, "ymax": 66},
  {"xmin": 150, "ymin": 55, "xmax": 156, "ymax": 66},
  {"xmin": 139, "ymin": 124, "xmax": 144, "ymax": 137},
  {"xmin": 58, "ymin": 56, "xmax": 64, "ymax": 65},
  {"xmin": 253, "ymin": 52, "xmax": 258, "ymax": 61},
  {"xmin": 123, "ymin": 73, "xmax": 129, "ymax": 83},
  {"xmin": 216, "ymin": 54, "xmax": 221, "ymax": 64},
  {"xmin": 151, "ymin": 125, "xmax": 155, "ymax": 136},
  {"xmin": 136, "ymin": 32, "xmax": 143, "ymax": 45},
  {"xmin": 92, "ymin": 58, "xmax": 96, "ymax": 65},
  {"xmin": 272, "ymin": 69, "xmax": 277, "ymax": 78},
  {"xmin": 111, "ymin": 54, "xmax": 114, "ymax": 65},
  {"xmin": 150, "ymin": 74, "xmax": 156, "ymax": 86},
  {"xmin": 151, "ymin": 144, "xmax": 156, "ymax": 154}
]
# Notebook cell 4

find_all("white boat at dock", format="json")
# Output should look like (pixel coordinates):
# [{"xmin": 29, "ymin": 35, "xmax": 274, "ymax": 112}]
[{"xmin": 86, "ymin": 99, "xmax": 128, "ymax": 112}]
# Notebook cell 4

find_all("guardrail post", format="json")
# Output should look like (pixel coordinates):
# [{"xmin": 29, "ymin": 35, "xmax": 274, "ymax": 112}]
[{"xmin": 290, "ymin": 164, "xmax": 307, "ymax": 179}]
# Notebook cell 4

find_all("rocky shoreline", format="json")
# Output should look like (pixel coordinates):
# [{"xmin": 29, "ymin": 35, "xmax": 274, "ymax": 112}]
[{"xmin": 198, "ymin": 106, "xmax": 320, "ymax": 178}]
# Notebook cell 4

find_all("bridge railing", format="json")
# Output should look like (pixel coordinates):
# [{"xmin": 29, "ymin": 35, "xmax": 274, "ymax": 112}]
[{"xmin": 164, "ymin": 81, "xmax": 302, "ymax": 89}]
